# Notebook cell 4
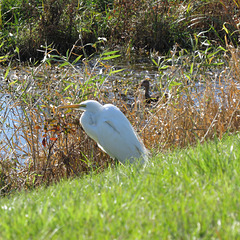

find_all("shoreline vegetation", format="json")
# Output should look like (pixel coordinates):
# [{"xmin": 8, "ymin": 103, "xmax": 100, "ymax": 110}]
[
  {"xmin": 0, "ymin": 0, "xmax": 239, "ymax": 195},
  {"xmin": 1, "ymin": 0, "xmax": 239, "ymax": 61}
]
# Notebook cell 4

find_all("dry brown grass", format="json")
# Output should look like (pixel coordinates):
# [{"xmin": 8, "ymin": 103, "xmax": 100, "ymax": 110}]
[{"xmin": 0, "ymin": 44, "xmax": 240, "ymax": 195}]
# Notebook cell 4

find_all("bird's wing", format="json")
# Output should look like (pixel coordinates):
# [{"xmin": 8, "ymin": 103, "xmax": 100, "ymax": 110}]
[{"xmin": 96, "ymin": 105, "xmax": 147, "ymax": 163}]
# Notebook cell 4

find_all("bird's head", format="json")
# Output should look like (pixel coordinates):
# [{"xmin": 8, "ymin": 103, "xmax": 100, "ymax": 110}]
[{"xmin": 58, "ymin": 100, "xmax": 103, "ymax": 113}]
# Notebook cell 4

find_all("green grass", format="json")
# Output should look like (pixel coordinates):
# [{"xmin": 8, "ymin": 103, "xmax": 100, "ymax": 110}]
[{"xmin": 0, "ymin": 134, "xmax": 240, "ymax": 239}]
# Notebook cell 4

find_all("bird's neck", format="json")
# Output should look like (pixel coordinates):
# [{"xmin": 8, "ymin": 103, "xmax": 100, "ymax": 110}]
[{"xmin": 145, "ymin": 91, "xmax": 151, "ymax": 98}]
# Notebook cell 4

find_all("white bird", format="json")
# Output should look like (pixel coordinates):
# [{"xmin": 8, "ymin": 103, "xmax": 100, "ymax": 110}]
[{"xmin": 59, "ymin": 100, "xmax": 148, "ymax": 164}]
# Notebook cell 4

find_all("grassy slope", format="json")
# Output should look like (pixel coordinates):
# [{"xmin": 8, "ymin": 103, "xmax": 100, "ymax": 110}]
[{"xmin": 0, "ymin": 134, "xmax": 240, "ymax": 240}]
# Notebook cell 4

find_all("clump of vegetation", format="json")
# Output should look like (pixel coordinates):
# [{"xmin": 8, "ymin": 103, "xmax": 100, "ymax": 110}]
[
  {"xmin": 0, "ymin": 0, "xmax": 239, "ymax": 195},
  {"xmin": 0, "ymin": 0, "xmax": 239, "ymax": 61},
  {"xmin": 1, "ymin": 37, "xmax": 240, "ymax": 195}
]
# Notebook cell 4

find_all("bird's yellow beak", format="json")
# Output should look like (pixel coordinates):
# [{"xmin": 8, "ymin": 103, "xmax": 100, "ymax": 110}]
[{"xmin": 58, "ymin": 104, "xmax": 86, "ymax": 110}]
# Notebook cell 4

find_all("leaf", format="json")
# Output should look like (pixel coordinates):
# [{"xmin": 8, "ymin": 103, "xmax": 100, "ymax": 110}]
[
  {"xmin": 218, "ymin": 46, "xmax": 226, "ymax": 51},
  {"xmin": 222, "ymin": 23, "xmax": 229, "ymax": 34},
  {"xmin": 64, "ymin": 83, "xmax": 75, "ymax": 91},
  {"xmin": 110, "ymin": 68, "xmax": 125, "ymax": 75},
  {"xmin": 207, "ymin": 49, "xmax": 223, "ymax": 58},
  {"xmin": 15, "ymin": 47, "xmax": 19, "ymax": 54},
  {"xmin": 58, "ymin": 62, "xmax": 70, "ymax": 68},
  {"xmin": 190, "ymin": 63, "xmax": 194, "ymax": 75},
  {"xmin": 0, "ymin": 55, "xmax": 8, "ymax": 60},
  {"xmin": 4, "ymin": 66, "xmax": 10, "ymax": 80},
  {"xmin": 159, "ymin": 65, "xmax": 169, "ymax": 70},
  {"xmin": 101, "ymin": 55, "xmax": 121, "ymax": 60},
  {"xmin": 50, "ymin": 137, "xmax": 58, "ymax": 141},
  {"xmin": 210, "ymin": 62, "xmax": 224, "ymax": 66},
  {"xmin": 169, "ymin": 81, "xmax": 182, "ymax": 90},
  {"xmin": 42, "ymin": 138, "xmax": 46, "ymax": 147},
  {"xmin": 185, "ymin": 74, "xmax": 191, "ymax": 81},
  {"xmin": 151, "ymin": 58, "xmax": 158, "ymax": 66},
  {"xmin": 102, "ymin": 50, "xmax": 119, "ymax": 56},
  {"xmin": 72, "ymin": 55, "xmax": 82, "ymax": 65},
  {"xmin": 9, "ymin": 79, "xmax": 19, "ymax": 86},
  {"xmin": 0, "ymin": 41, "xmax": 5, "ymax": 48},
  {"xmin": 66, "ymin": 49, "xmax": 69, "ymax": 58}
]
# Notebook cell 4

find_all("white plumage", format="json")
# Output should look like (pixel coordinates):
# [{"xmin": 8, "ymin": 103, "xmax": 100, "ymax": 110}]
[{"xmin": 61, "ymin": 100, "xmax": 148, "ymax": 164}]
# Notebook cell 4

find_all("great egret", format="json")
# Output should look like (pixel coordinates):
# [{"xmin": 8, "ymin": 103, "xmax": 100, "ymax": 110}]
[
  {"xmin": 141, "ymin": 80, "xmax": 168, "ymax": 104},
  {"xmin": 59, "ymin": 100, "xmax": 148, "ymax": 164}
]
